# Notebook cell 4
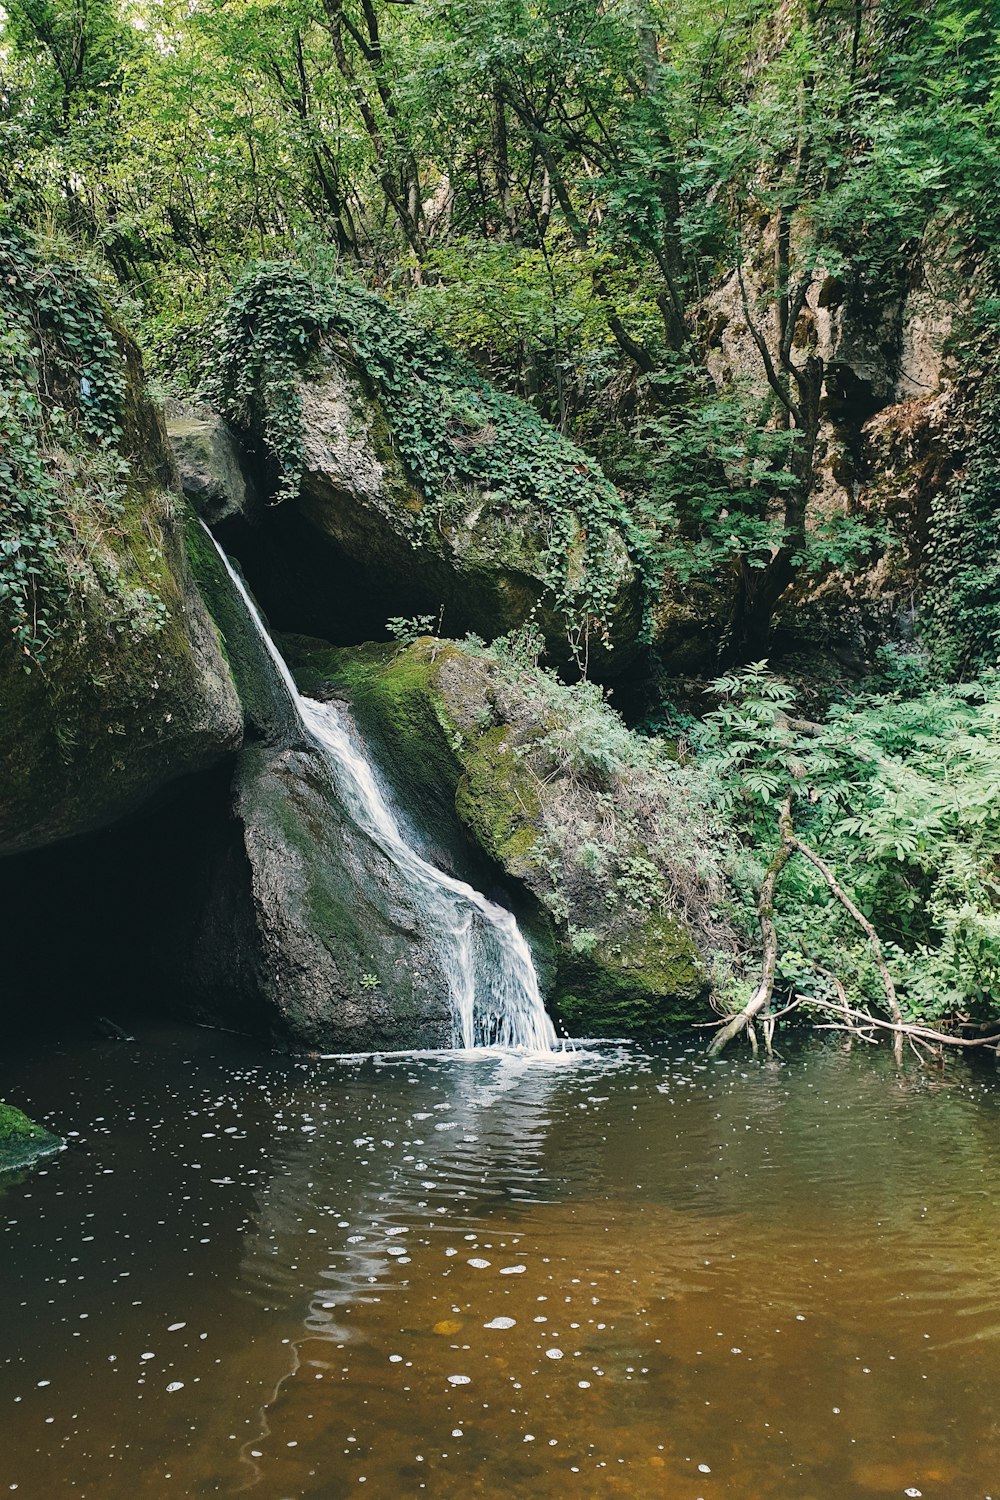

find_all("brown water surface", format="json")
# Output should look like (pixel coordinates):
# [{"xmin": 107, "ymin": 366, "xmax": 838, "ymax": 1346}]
[{"xmin": 2, "ymin": 1027, "xmax": 999, "ymax": 1498}]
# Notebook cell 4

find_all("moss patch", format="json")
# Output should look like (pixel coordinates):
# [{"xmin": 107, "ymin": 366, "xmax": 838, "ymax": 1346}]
[
  {"xmin": 454, "ymin": 725, "xmax": 540, "ymax": 873},
  {"xmin": 553, "ymin": 913, "xmax": 706, "ymax": 1038},
  {"xmin": 0, "ymin": 1102, "xmax": 64, "ymax": 1173}
]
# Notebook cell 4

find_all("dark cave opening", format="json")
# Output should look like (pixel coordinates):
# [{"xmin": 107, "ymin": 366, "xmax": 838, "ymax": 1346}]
[
  {"xmin": 0, "ymin": 761, "xmax": 273, "ymax": 1044},
  {"xmin": 213, "ymin": 504, "xmax": 476, "ymax": 650}
]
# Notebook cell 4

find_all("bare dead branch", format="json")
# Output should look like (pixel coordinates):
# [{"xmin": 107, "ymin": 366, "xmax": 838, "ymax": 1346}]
[{"xmin": 709, "ymin": 797, "xmax": 794, "ymax": 1056}]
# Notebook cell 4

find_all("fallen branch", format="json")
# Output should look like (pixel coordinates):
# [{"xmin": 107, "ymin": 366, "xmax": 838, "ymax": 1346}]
[
  {"xmin": 708, "ymin": 798, "xmax": 794, "ymax": 1056},
  {"xmin": 785, "ymin": 828, "xmax": 905, "ymax": 1063},
  {"xmin": 804, "ymin": 995, "xmax": 1000, "ymax": 1051}
]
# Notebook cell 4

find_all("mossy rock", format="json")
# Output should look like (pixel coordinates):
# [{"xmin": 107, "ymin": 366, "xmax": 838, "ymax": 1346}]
[
  {"xmin": 282, "ymin": 635, "xmax": 713, "ymax": 1039},
  {"xmin": 0, "ymin": 315, "xmax": 243, "ymax": 856},
  {"xmin": 164, "ymin": 400, "xmax": 250, "ymax": 525},
  {"xmin": 0, "ymin": 1102, "xmax": 64, "ymax": 1173},
  {"xmin": 203, "ymin": 737, "xmax": 454, "ymax": 1051},
  {"xmin": 552, "ymin": 913, "xmax": 706, "ymax": 1038},
  {"xmin": 294, "ymin": 352, "xmax": 641, "ymax": 676},
  {"xmin": 210, "ymin": 275, "xmax": 643, "ymax": 678}
]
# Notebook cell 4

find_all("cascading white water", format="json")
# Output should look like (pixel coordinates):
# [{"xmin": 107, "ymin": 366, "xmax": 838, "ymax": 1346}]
[{"xmin": 206, "ymin": 529, "xmax": 559, "ymax": 1053}]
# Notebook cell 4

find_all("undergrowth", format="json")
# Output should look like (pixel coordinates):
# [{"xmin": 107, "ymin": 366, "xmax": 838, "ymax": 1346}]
[
  {"xmin": 693, "ymin": 662, "xmax": 1000, "ymax": 1027},
  {"xmin": 459, "ymin": 626, "xmax": 740, "ymax": 962}
]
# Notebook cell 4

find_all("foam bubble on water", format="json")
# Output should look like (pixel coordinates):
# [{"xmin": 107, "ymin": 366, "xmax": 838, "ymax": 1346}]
[
  {"xmin": 500, "ymin": 1265, "xmax": 526, "ymax": 1275},
  {"xmin": 484, "ymin": 1317, "xmax": 516, "ymax": 1330},
  {"xmin": 468, "ymin": 1258, "xmax": 491, "ymax": 1269},
  {"xmin": 546, "ymin": 1348, "xmax": 564, "ymax": 1359},
  {"xmin": 167, "ymin": 1323, "xmax": 186, "ymax": 1332},
  {"xmin": 447, "ymin": 1374, "xmax": 471, "ymax": 1386},
  {"xmin": 166, "ymin": 1382, "xmax": 184, "ymax": 1393}
]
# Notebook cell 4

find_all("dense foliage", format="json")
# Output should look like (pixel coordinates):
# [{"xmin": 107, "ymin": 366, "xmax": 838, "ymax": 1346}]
[
  {"xmin": 0, "ymin": 228, "xmax": 127, "ymax": 662},
  {"xmin": 3, "ymin": 0, "xmax": 998, "ymax": 652},
  {"xmin": 694, "ymin": 663, "xmax": 1000, "ymax": 1024}
]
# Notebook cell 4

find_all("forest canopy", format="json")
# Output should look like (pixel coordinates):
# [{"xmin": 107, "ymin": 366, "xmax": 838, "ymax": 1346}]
[{"xmin": 3, "ymin": 0, "xmax": 998, "ymax": 657}]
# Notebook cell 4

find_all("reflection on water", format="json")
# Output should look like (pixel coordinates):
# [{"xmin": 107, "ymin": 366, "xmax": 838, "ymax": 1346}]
[{"xmin": 2, "ymin": 1027, "xmax": 1000, "ymax": 1497}]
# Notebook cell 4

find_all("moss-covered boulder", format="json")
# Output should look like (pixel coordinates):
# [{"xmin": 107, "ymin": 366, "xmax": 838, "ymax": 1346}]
[
  {"xmin": 200, "ymin": 268, "xmax": 643, "ymax": 677},
  {"xmin": 283, "ymin": 635, "xmax": 725, "ymax": 1038},
  {"xmin": 0, "ymin": 1102, "xmax": 63, "ymax": 1173},
  {"xmin": 0, "ymin": 239, "xmax": 243, "ymax": 856}
]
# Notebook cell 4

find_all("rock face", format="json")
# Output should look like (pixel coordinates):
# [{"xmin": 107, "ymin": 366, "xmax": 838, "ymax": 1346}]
[
  {"xmin": 163, "ymin": 400, "xmax": 251, "ymax": 526},
  {"xmin": 0, "ymin": 1102, "xmax": 63, "ymax": 1173},
  {"xmin": 167, "ymin": 526, "xmax": 456, "ymax": 1049},
  {"xmin": 284, "ymin": 636, "xmax": 722, "ymax": 1038},
  {"xmin": 0, "ymin": 338, "xmax": 243, "ymax": 857},
  {"xmin": 289, "ymin": 354, "xmax": 641, "ymax": 673},
  {"xmin": 167, "ymin": 274, "xmax": 644, "ymax": 677},
  {"xmin": 223, "ymin": 741, "xmax": 453, "ymax": 1050},
  {"xmin": 692, "ymin": 232, "xmax": 971, "ymax": 664}
]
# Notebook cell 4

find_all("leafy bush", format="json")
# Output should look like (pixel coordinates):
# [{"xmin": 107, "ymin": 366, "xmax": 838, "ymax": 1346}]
[{"xmin": 694, "ymin": 663, "xmax": 1000, "ymax": 1025}]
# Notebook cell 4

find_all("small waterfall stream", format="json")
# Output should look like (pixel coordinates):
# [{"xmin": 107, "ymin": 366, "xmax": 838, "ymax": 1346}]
[{"xmin": 208, "ymin": 532, "xmax": 558, "ymax": 1052}]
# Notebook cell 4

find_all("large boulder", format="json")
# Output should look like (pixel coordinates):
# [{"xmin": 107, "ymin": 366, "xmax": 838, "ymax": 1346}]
[
  {"xmin": 0, "ymin": 239, "xmax": 455, "ymax": 1054},
  {"xmin": 185, "ymin": 268, "xmax": 643, "ymax": 676},
  {"xmin": 284, "ymin": 635, "xmax": 726, "ymax": 1038},
  {"xmin": 0, "ymin": 239, "xmax": 243, "ymax": 856},
  {"xmin": 219, "ymin": 740, "xmax": 452, "ymax": 1050}
]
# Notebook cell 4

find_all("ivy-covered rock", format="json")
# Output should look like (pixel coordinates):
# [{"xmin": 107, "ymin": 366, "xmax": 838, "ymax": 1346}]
[
  {"xmin": 283, "ymin": 635, "xmax": 725, "ymax": 1038},
  {"xmin": 201, "ymin": 266, "xmax": 643, "ymax": 677},
  {"xmin": 0, "ymin": 235, "xmax": 243, "ymax": 855},
  {"xmin": 0, "ymin": 1101, "xmax": 63, "ymax": 1173}
]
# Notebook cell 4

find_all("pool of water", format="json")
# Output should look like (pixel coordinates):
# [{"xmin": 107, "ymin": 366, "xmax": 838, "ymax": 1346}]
[{"xmin": 2, "ymin": 1025, "xmax": 999, "ymax": 1498}]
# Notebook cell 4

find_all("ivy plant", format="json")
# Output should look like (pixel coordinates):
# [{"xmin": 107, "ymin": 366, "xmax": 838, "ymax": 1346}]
[
  {"xmin": 0, "ymin": 228, "xmax": 126, "ymax": 665},
  {"xmin": 207, "ymin": 264, "xmax": 646, "ymax": 653}
]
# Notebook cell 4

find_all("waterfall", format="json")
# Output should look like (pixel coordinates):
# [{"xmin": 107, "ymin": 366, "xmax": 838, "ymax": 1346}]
[{"xmin": 206, "ymin": 530, "xmax": 559, "ymax": 1053}]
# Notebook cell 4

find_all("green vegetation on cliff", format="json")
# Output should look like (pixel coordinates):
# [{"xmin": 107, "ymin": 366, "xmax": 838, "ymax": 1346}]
[{"xmin": 0, "ymin": 231, "xmax": 242, "ymax": 854}]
